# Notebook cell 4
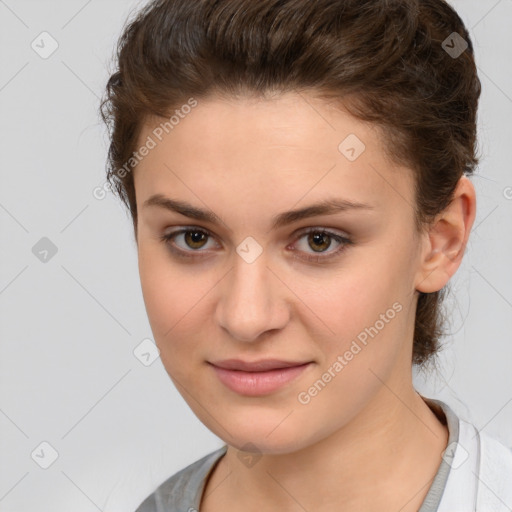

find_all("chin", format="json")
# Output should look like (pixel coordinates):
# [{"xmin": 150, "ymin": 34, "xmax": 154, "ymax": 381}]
[{"xmin": 212, "ymin": 416, "xmax": 310, "ymax": 454}]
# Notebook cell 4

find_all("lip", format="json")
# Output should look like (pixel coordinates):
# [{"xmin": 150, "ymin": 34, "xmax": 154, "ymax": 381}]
[
  {"xmin": 210, "ymin": 358, "xmax": 311, "ymax": 371},
  {"xmin": 208, "ymin": 359, "xmax": 313, "ymax": 396}
]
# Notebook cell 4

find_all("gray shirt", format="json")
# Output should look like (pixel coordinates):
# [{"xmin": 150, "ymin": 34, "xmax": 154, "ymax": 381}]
[{"xmin": 135, "ymin": 396, "xmax": 458, "ymax": 512}]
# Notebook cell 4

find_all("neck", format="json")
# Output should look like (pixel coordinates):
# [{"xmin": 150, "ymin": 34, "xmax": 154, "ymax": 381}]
[{"xmin": 201, "ymin": 389, "xmax": 449, "ymax": 512}]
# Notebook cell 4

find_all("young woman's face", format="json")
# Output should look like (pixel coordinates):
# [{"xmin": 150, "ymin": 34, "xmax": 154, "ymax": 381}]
[{"xmin": 133, "ymin": 92, "xmax": 428, "ymax": 453}]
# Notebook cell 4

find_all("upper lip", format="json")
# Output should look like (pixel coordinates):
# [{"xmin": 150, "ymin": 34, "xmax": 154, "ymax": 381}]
[{"xmin": 209, "ymin": 359, "xmax": 311, "ymax": 372}]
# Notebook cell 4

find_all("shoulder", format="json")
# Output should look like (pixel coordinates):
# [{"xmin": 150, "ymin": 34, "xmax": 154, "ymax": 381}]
[
  {"xmin": 440, "ymin": 411, "xmax": 512, "ymax": 511},
  {"xmin": 134, "ymin": 445, "xmax": 228, "ymax": 512},
  {"xmin": 421, "ymin": 397, "xmax": 512, "ymax": 511},
  {"xmin": 474, "ymin": 426, "xmax": 512, "ymax": 507},
  {"xmin": 458, "ymin": 414, "xmax": 512, "ymax": 474}
]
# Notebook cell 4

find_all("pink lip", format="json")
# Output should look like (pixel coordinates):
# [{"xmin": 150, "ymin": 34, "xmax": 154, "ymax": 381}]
[
  {"xmin": 210, "ymin": 358, "xmax": 310, "ymax": 371},
  {"xmin": 208, "ymin": 359, "xmax": 313, "ymax": 396}
]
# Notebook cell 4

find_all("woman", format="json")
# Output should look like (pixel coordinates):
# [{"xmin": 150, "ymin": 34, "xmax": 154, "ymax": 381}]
[{"xmin": 100, "ymin": 0, "xmax": 512, "ymax": 510}]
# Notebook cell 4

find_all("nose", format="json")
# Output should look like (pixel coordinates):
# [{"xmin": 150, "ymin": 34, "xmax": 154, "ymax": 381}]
[{"xmin": 215, "ymin": 252, "xmax": 289, "ymax": 343}]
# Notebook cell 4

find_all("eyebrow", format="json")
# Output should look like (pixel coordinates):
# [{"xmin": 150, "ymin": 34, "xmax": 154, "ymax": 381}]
[{"xmin": 142, "ymin": 194, "xmax": 374, "ymax": 230}]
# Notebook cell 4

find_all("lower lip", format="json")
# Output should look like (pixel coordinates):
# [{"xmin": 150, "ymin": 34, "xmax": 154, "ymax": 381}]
[{"xmin": 210, "ymin": 363, "xmax": 312, "ymax": 396}]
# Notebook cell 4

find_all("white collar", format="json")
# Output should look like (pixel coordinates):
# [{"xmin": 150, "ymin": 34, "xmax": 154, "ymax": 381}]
[{"xmin": 437, "ymin": 411, "xmax": 512, "ymax": 511}]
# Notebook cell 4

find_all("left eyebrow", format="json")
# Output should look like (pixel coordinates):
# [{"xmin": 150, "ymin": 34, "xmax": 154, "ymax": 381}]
[{"xmin": 142, "ymin": 194, "xmax": 375, "ymax": 230}]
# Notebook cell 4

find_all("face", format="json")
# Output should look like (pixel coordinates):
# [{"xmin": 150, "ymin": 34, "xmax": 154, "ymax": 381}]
[{"xmin": 133, "ymin": 92, "xmax": 426, "ymax": 454}]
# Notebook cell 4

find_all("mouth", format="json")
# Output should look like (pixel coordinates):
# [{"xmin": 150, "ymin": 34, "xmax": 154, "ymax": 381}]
[
  {"xmin": 209, "ymin": 358, "xmax": 312, "ymax": 371},
  {"xmin": 207, "ymin": 359, "xmax": 313, "ymax": 396}
]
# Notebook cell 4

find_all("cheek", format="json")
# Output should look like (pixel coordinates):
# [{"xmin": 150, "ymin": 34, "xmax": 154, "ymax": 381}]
[
  {"xmin": 298, "ymin": 256, "xmax": 409, "ymax": 370},
  {"xmin": 138, "ymin": 245, "xmax": 191, "ymax": 343},
  {"xmin": 137, "ymin": 243, "xmax": 217, "ymax": 370},
  {"xmin": 297, "ymin": 262, "xmax": 398, "ymax": 334},
  {"xmin": 139, "ymin": 247, "xmax": 173, "ymax": 331},
  {"xmin": 289, "ymin": 279, "xmax": 407, "ymax": 439}
]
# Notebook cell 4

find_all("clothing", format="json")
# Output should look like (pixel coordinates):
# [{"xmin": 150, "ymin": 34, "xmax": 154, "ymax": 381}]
[{"xmin": 134, "ymin": 397, "xmax": 512, "ymax": 511}]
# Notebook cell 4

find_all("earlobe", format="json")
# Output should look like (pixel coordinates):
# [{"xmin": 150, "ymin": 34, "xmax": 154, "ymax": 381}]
[{"xmin": 415, "ymin": 176, "xmax": 477, "ymax": 293}]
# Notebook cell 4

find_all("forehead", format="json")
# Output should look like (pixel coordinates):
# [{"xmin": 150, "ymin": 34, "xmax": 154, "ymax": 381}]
[
  {"xmin": 139, "ymin": 92, "xmax": 387, "ymax": 161},
  {"xmin": 133, "ymin": 92, "xmax": 414, "ymax": 221}
]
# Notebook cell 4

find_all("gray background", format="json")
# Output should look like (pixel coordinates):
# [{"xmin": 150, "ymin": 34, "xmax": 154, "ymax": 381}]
[{"xmin": 1, "ymin": 1, "xmax": 511, "ymax": 511}]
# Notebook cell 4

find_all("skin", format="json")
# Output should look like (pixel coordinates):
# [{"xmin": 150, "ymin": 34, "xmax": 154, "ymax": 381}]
[{"xmin": 133, "ymin": 91, "xmax": 476, "ymax": 512}]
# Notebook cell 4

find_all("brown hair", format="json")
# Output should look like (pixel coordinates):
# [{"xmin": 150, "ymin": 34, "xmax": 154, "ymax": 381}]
[{"xmin": 100, "ymin": 0, "xmax": 481, "ymax": 369}]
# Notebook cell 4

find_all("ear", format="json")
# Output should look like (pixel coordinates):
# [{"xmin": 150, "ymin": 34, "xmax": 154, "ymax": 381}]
[{"xmin": 415, "ymin": 176, "xmax": 477, "ymax": 293}]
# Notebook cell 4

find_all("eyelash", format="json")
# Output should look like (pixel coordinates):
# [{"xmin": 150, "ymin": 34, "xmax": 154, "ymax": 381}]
[{"xmin": 159, "ymin": 226, "xmax": 353, "ymax": 263}]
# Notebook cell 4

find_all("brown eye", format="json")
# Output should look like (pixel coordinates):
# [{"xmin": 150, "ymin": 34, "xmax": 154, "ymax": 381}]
[
  {"xmin": 159, "ymin": 228, "xmax": 217, "ymax": 259},
  {"xmin": 307, "ymin": 232, "xmax": 332, "ymax": 252},
  {"xmin": 291, "ymin": 228, "xmax": 353, "ymax": 263},
  {"xmin": 183, "ymin": 230, "xmax": 209, "ymax": 249},
  {"xmin": 159, "ymin": 226, "xmax": 353, "ymax": 263}
]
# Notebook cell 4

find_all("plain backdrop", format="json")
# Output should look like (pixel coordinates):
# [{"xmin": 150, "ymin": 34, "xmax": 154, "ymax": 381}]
[{"xmin": 1, "ymin": 0, "xmax": 511, "ymax": 511}]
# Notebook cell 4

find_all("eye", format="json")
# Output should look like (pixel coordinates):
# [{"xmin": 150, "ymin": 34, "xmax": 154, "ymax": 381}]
[
  {"xmin": 159, "ymin": 227, "xmax": 217, "ymax": 259},
  {"xmin": 290, "ymin": 227, "xmax": 353, "ymax": 263},
  {"xmin": 159, "ymin": 226, "xmax": 353, "ymax": 263}
]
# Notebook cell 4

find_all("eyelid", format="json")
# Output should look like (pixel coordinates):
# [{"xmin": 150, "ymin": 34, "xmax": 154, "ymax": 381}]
[
  {"xmin": 160, "ymin": 225, "xmax": 353, "ymax": 261},
  {"xmin": 159, "ymin": 226, "xmax": 219, "ymax": 258},
  {"xmin": 290, "ymin": 226, "xmax": 352, "ymax": 263},
  {"xmin": 292, "ymin": 225, "xmax": 350, "ymax": 241}
]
